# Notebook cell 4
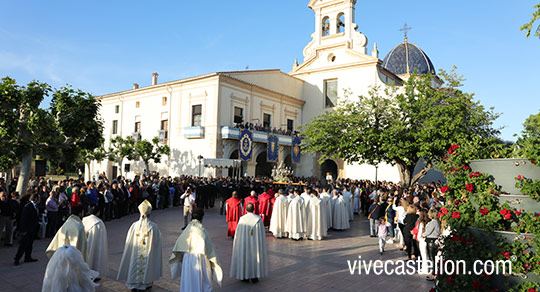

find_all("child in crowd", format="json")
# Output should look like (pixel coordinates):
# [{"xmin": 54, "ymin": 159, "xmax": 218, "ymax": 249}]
[{"xmin": 377, "ymin": 217, "xmax": 390, "ymax": 255}]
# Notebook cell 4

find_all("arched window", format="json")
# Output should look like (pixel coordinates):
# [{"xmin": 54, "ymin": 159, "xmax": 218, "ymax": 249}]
[
  {"xmin": 322, "ymin": 16, "xmax": 330, "ymax": 36},
  {"xmin": 337, "ymin": 13, "xmax": 345, "ymax": 33}
]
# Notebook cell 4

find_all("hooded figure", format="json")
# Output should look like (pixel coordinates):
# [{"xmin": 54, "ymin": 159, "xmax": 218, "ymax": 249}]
[
  {"xmin": 42, "ymin": 245, "xmax": 99, "ymax": 292},
  {"xmin": 117, "ymin": 200, "xmax": 163, "ymax": 291}
]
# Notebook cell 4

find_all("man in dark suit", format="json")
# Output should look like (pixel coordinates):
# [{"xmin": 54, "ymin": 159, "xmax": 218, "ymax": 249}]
[{"xmin": 14, "ymin": 194, "xmax": 40, "ymax": 266}]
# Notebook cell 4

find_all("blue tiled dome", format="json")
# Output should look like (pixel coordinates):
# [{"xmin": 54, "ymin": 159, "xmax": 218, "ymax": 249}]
[{"xmin": 382, "ymin": 41, "xmax": 436, "ymax": 76}]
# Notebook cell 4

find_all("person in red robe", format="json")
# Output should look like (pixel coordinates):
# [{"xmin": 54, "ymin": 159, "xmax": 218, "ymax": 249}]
[
  {"xmin": 226, "ymin": 191, "xmax": 243, "ymax": 237},
  {"xmin": 244, "ymin": 191, "xmax": 259, "ymax": 215},
  {"xmin": 258, "ymin": 189, "xmax": 272, "ymax": 227}
]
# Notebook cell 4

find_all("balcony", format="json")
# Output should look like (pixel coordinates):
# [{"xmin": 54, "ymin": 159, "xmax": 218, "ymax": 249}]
[
  {"xmin": 184, "ymin": 126, "xmax": 205, "ymax": 139},
  {"xmin": 221, "ymin": 126, "xmax": 292, "ymax": 146}
]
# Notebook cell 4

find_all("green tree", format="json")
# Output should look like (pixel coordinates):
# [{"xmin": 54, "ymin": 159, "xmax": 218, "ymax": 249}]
[
  {"xmin": 300, "ymin": 70, "xmax": 499, "ymax": 187},
  {"xmin": 521, "ymin": 3, "xmax": 540, "ymax": 38},
  {"xmin": 107, "ymin": 136, "xmax": 136, "ymax": 176},
  {"xmin": 80, "ymin": 140, "xmax": 107, "ymax": 178},
  {"xmin": 516, "ymin": 110, "xmax": 540, "ymax": 162},
  {"xmin": 0, "ymin": 77, "xmax": 103, "ymax": 193},
  {"xmin": 134, "ymin": 137, "xmax": 170, "ymax": 173}
]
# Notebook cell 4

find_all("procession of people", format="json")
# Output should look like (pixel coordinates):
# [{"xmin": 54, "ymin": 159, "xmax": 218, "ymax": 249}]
[{"xmin": 0, "ymin": 173, "xmax": 447, "ymax": 291}]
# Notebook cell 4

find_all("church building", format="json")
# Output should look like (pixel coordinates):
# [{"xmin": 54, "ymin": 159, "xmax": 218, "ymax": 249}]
[{"xmin": 91, "ymin": 0, "xmax": 439, "ymax": 183}]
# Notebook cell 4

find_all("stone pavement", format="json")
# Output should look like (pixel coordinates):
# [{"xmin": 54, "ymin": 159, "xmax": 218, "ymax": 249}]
[{"xmin": 0, "ymin": 205, "xmax": 434, "ymax": 292}]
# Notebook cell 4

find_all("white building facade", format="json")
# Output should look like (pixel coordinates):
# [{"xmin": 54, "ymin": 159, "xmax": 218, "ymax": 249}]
[{"xmin": 91, "ymin": 0, "xmax": 442, "ymax": 183}]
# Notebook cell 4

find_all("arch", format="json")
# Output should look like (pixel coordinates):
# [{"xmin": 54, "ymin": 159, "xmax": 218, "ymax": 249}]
[
  {"xmin": 255, "ymin": 151, "xmax": 274, "ymax": 177},
  {"xmin": 320, "ymin": 159, "xmax": 338, "ymax": 184},
  {"xmin": 337, "ymin": 13, "xmax": 345, "ymax": 33},
  {"xmin": 322, "ymin": 16, "xmax": 330, "ymax": 36}
]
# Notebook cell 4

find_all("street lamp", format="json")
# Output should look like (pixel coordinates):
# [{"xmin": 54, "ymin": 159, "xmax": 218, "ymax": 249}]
[{"xmin": 197, "ymin": 155, "xmax": 204, "ymax": 177}]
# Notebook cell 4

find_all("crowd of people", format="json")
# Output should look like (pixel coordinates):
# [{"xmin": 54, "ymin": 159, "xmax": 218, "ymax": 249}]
[
  {"xmin": 0, "ymin": 173, "xmax": 448, "ymax": 291},
  {"xmin": 234, "ymin": 122, "xmax": 299, "ymax": 136}
]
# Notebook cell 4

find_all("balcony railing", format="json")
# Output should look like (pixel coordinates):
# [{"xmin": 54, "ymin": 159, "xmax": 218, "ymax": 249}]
[{"xmin": 221, "ymin": 126, "xmax": 292, "ymax": 146}]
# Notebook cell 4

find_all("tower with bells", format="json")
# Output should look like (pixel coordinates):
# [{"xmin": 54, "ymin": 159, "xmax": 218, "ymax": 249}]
[{"xmin": 293, "ymin": 0, "xmax": 377, "ymax": 72}]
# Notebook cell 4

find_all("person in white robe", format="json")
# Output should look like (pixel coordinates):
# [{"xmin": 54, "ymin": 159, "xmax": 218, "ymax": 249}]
[
  {"xmin": 287, "ymin": 190, "xmax": 295, "ymax": 202},
  {"xmin": 230, "ymin": 203, "xmax": 268, "ymax": 282},
  {"xmin": 42, "ymin": 245, "xmax": 99, "ymax": 292},
  {"xmin": 300, "ymin": 187, "xmax": 310, "ymax": 203},
  {"xmin": 319, "ymin": 188, "xmax": 332, "ymax": 229},
  {"xmin": 269, "ymin": 190, "xmax": 288, "ymax": 238},
  {"xmin": 353, "ymin": 185, "xmax": 361, "ymax": 214},
  {"xmin": 305, "ymin": 192, "xmax": 327, "ymax": 240},
  {"xmin": 285, "ymin": 189, "xmax": 306, "ymax": 240},
  {"xmin": 46, "ymin": 205, "xmax": 87, "ymax": 260},
  {"xmin": 342, "ymin": 187, "xmax": 354, "ymax": 221},
  {"xmin": 170, "ymin": 208, "xmax": 222, "ymax": 292},
  {"xmin": 82, "ymin": 206, "xmax": 109, "ymax": 279},
  {"xmin": 332, "ymin": 191, "xmax": 350, "ymax": 230},
  {"xmin": 117, "ymin": 200, "xmax": 163, "ymax": 291}
]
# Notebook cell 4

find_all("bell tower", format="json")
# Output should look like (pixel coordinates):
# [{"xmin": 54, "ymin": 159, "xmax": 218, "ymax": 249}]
[{"xmin": 297, "ymin": 0, "xmax": 369, "ymax": 67}]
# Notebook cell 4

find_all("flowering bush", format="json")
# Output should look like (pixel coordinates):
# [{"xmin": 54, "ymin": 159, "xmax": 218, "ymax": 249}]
[
  {"xmin": 436, "ymin": 143, "xmax": 540, "ymax": 292},
  {"xmin": 515, "ymin": 175, "xmax": 540, "ymax": 201}
]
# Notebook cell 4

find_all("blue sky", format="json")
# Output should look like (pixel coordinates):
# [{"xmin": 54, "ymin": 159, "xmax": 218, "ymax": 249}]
[{"xmin": 1, "ymin": 0, "xmax": 539, "ymax": 141}]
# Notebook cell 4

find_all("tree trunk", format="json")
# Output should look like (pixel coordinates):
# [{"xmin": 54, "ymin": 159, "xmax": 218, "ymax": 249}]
[
  {"xmin": 410, "ymin": 162, "xmax": 433, "ymax": 186},
  {"xmin": 144, "ymin": 161, "xmax": 150, "ymax": 175},
  {"xmin": 117, "ymin": 158, "xmax": 123, "ymax": 176},
  {"xmin": 396, "ymin": 163, "xmax": 413, "ymax": 188},
  {"xmin": 16, "ymin": 149, "xmax": 32, "ymax": 195}
]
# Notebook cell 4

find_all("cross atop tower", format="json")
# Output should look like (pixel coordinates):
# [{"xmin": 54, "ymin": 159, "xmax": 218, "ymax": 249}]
[{"xmin": 400, "ymin": 23, "xmax": 413, "ymax": 42}]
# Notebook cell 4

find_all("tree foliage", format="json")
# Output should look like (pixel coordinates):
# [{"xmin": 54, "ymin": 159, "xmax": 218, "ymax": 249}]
[
  {"xmin": 300, "ymin": 69, "xmax": 499, "ymax": 187},
  {"xmin": 515, "ymin": 110, "xmax": 540, "ymax": 163},
  {"xmin": 521, "ymin": 3, "xmax": 540, "ymax": 38},
  {"xmin": 134, "ymin": 137, "xmax": 170, "ymax": 172},
  {"xmin": 0, "ymin": 77, "xmax": 103, "ymax": 192},
  {"xmin": 107, "ymin": 136, "xmax": 136, "ymax": 175}
]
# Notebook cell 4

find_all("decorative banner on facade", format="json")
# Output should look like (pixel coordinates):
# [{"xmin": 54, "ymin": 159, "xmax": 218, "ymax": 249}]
[
  {"xmin": 267, "ymin": 134, "xmax": 279, "ymax": 162},
  {"xmin": 292, "ymin": 135, "xmax": 302, "ymax": 164},
  {"xmin": 239, "ymin": 129, "xmax": 253, "ymax": 161}
]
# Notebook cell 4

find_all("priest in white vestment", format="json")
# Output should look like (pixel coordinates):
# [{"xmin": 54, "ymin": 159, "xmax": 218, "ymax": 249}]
[
  {"xmin": 342, "ymin": 187, "xmax": 354, "ymax": 221},
  {"xmin": 230, "ymin": 203, "xmax": 268, "ymax": 282},
  {"xmin": 82, "ymin": 206, "xmax": 109, "ymax": 279},
  {"xmin": 285, "ymin": 189, "xmax": 306, "ymax": 240},
  {"xmin": 269, "ymin": 190, "xmax": 288, "ymax": 238},
  {"xmin": 46, "ymin": 205, "xmax": 87, "ymax": 260},
  {"xmin": 42, "ymin": 245, "xmax": 99, "ymax": 292},
  {"xmin": 306, "ymin": 193, "xmax": 327, "ymax": 240},
  {"xmin": 332, "ymin": 191, "xmax": 350, "ymax": 230},
  {"xmin": 353, "ymin": 186, "xmax": 361, "ymax": 214},
  {"xmin": 319, "ymin": 188, "xmax": 332, "ymax": 229},
  {"xmin": 170, "ymin": 208, "xmax": 222, "ymax": 292},
  {"xmin": 117, "ymin": 200, "xmax": 163, "ymax": 291}
]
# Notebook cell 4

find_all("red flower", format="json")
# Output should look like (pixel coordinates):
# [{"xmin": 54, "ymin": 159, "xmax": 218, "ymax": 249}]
[
  {"xmin": 527, "ymin": 289, "xmax": 538, "ymax": 292},
  {"xmin": 443, "ymin": 155, "xmax": 448, "ymax": 160},
  {"xmin": 501, "ymin": 251, "xmax": 510, "ymax": 259},
  {"xmin": 451, "ymin": 211, "xmax": 460, "ymax": 219},
  {"xmin": 469, "ymin": 171, "xmax": 482, "ymax": 178},
  {"xmin": 517, "ymin": 175, "xmax": 523, "ymax": 181},
  {"xmin": 448, "ymin": 144, "xmax": 459, "ymax": 155},
  {"xmin": 531, "ymin": 159, "xmax": 536, "ymax": 165},
  {"xmin": 441, "ymin": 186, "xmax": 450, "ymax": 193},
  {"xmin": 463, "ymin": 165, "xmax": 469, "ymax": 170},
  {"xmin": 479, "ymin": 207, "xmax": 489, "ymax": 215},
  {"xmin": 515, "ymin": 209, "xmax": 522, "ymax": 216},
  {"xmin": 472, "ymin": 280, "xmax": 485, "ymax": 289},
  {"xmin": 500, "ymin": 209, "xmax": 511, "ymax": 220},
  {"xmin": 466, "ymin": 183, "xmax": 474, "ymax": 192},
  {"xmin": 451, "ymin": 167, "xmax": 458, "ymax": 173},
  {"xmin": 446, "ymin": 275, "xmax": 455, "ymax": 285},
  {"xmin": 451, "ymin": 234, "xmax": 459, "ymax": 243},
  {"xmin": 526, "ymin": 235, "xmax": 531, "ymax": 240},
  {"xmin": 439, "ymin": 208, "xmax": 448, "ymax": 217},
  {"xmin": 524, "ymin": 263, "xmax": 531, "ymax": 269},
  {"xmin": 482, "ymin": 272, "xmax": 490, "ymax": 279}
]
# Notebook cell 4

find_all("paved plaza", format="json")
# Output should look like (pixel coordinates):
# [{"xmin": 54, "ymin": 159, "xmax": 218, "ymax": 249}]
[{"xmin": 0, "ymin": 206, "xmax": 433, "ymax": 292}]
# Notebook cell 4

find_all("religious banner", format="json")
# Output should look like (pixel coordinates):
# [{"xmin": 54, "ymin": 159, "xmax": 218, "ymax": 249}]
[
  {"xmin": 292, "ymin": 135, "xmax": 302, "ymax": 164},
  {"xmin": 239, "ymin": 129, "xmax": 253, "ymax": 161},
  {"xmin": 267, "ymin": 134, "xmax": 279, "ymax": 162}
]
